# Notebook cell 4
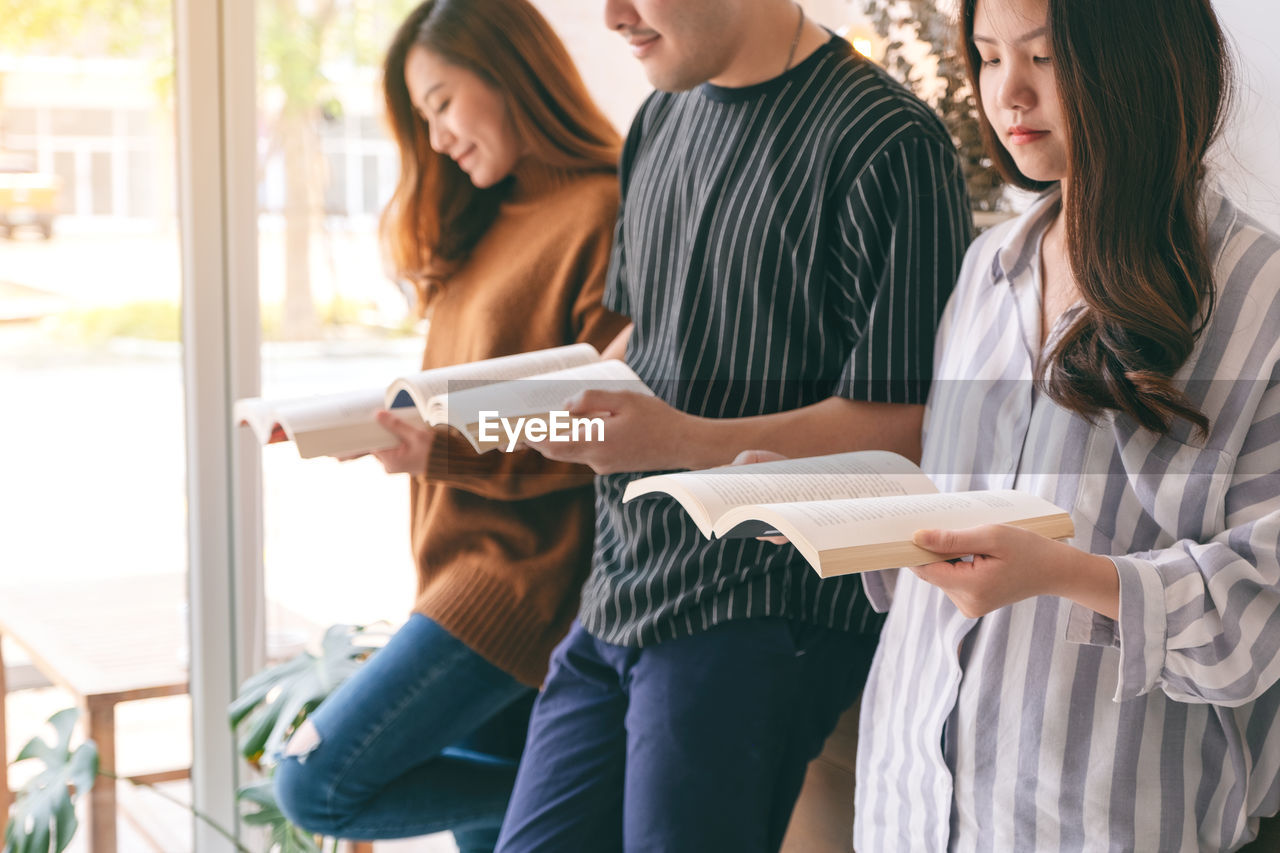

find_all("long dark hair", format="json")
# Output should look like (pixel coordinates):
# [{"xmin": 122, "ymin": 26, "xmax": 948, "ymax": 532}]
[
  {"xmin": 961, "ymin": 0, "xmax": 1231, "ymax": 436},
  {"xmin": 380, "ymin": 0, "xmax": 620, "ymax": 307}
]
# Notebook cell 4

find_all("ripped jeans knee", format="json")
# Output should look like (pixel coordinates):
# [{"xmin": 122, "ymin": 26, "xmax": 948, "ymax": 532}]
[
  {"xmin": 272, "ymin": 720, "xmax": 348, "ymax": 835},
  {"xmin": 283, "ymin": 718, "xmax": 323, "ymax": 762}
]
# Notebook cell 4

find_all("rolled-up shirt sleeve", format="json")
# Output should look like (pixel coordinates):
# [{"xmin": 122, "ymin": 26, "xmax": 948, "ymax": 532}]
[{"xmin": 1067, "ymin": 373, "xmax": 1280, "ymax": 705}]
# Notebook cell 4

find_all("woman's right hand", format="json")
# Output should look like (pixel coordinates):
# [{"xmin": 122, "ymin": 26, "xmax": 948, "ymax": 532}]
[
  {"xmin": 371, "ymin": 410, "xmax": 435, "ymax": 475},
  {"xmin": 731, "ymin": 450, "xmax": 791, "ymax": 544}
]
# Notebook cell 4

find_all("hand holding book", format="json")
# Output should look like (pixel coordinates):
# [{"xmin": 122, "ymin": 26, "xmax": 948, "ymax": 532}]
[
  {"xmin": 706, "ymin": 451, "xmax": 1114, "ymax": 618},
  {"xmin": 522, "ymin": 387, "xmax": 703, "ymax": 475},
  {"xmin": 728, "ymin": 449, "xmax": 791, "ymax": 544},
  {"xmin": 234, "ymin": 344, "xmax": 653, "ymax": 459},
  {"xmin": 908, "ymin": 525, "xmax": 1120, "ymax": 620},
  {"xmin": 368, "ymin": 409, "xmax": 434, "ymax": 475},
  {"xmin": 623, "ymin": 450, "xmax": 1074, "ymax": 578}
]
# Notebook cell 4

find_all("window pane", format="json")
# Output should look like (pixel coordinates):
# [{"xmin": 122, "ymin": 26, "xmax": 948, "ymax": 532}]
[
  {"xmin": 0, "ymin": 6, "xmax": 192, "ymax": 850},
  {"xmin": 90, "ymin": 150, "xmax": 112, "ymax": 214},
  {"xmin": 255, "ymin": 3, "xmax": 418, "ymax": 646},
  {"xmin": 51, "ymin": 106, "xmax": 113, "ymax": 137},
  {"xmin": 51, "ymin": 150, "xmax": 76, "ymax": 214},
  {"xmin": 2, "ymin": 106, "xmax": 37, "ymax": 135}
]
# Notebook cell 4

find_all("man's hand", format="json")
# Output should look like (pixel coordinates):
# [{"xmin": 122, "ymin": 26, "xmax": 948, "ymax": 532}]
[
  {"xmin": 730, "ymin": 450, "xmax": 792, "ymax": 544},
  {"xmin": 909, "ymin": 525, "xmax": 1119, "ymax": 619},
  {"xmin": 524, "ymin": 389, "xmax": 696, "ymax": 474},
  {"xmin": 731, "ymin": 449, "xmax": 787, "ymax": 467},
  {"xmin": 370, "ymin": 409, "xmax": 435, "ymax": 475}
]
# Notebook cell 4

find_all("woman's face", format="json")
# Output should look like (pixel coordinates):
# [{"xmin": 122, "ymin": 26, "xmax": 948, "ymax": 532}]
[
  {"xmin": 404, "ymin": 45, "xmax": 523, "ymax": 188},
  {"xmin": 973, "ymin": 0, "xmax": 1068, "ymax": 183}
]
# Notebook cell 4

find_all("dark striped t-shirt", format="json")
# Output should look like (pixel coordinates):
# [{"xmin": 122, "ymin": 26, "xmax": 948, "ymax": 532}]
[{"xmin": 581, "ymin": 36, "xmax": 972, "ymax": 647}]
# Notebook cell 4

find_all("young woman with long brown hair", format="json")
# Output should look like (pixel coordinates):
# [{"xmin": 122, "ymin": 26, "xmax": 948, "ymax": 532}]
[
  {"xmin": 849, "ymin": 0, "xmax": 1280, "ymax": 847},
  {"xmin": 271, "ymin": 1, "xmax": 628, "ymax": 849}
]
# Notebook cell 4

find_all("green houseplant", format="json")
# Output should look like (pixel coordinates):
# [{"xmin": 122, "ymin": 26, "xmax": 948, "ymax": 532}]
[
  {"xmin": 4, "ymin": 623, "xmax": 383, "ymax": 853},
  {"xmin": 864, "ymin": 0, "xmax": 1006, "ymax": 213},
  {"xmin": 2, "ymin": 709, "xmax": 97, "ymax": 853}
]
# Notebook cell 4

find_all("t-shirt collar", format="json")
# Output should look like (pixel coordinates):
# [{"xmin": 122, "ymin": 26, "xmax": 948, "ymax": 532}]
[{"xmin": 698, "ymin": 31, "xmax": 846, "ymax": 104}]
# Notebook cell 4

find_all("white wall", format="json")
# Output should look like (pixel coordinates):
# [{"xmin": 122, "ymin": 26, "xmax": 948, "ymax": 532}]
[{"xmin": 1214, "ymin": 0, "xmax": 1280, "ymax": 231}]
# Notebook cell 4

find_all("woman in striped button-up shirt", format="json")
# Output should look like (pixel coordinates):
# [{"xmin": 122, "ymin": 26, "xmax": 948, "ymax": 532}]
[{"xmin": 853, "ymin": 0, "xmax": 1280, "ymax": 849}]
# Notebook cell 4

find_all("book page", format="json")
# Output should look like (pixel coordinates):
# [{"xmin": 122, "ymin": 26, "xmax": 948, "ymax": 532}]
[
  {"xmin": 235, "ymin": 387, "xmax": 427, "ymax": 457},
  {"xmin": 717, "ymin": 490, "xmax": 1069, "ymax": 552},
  {"xmin": 233, "ymin": 397, "xmax": 285, "ymax": 445},
  {"xmin": 235, "ymin": 387, "xmax": 389, "ymax": 445},
  {"xmin": 291, "ymin": 419, "xmax": 402, "ymax": 459},
  {"xmin": 269, "ymin": 387, "xmax": 390, "ymax": 436},
  {"xmin": 623, "ymin": 451, "xmax": 935, "ymax": 534},
  {"xmin": 384, "ymin": 343, "xmax": 600, "ymax": 415},
  {"xmin": 436, "ymin": 359, "xmax": 653, "ymax": 430}
]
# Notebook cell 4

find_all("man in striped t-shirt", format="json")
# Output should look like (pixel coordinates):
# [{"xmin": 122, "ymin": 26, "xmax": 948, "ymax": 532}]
[{"xmin": 500, "ymin": 2, "xmax": 971, "ymax": 849}]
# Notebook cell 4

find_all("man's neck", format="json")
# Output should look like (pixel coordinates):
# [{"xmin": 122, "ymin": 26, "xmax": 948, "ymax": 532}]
[{"xmin": 707, "ymin": 4, "xmax": 829, "ymax": 88}]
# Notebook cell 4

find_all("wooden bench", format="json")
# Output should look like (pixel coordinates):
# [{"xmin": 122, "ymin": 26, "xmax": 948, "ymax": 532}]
[{"xmin": 0, "ymin": 573, "xmax": 311, "ymax": 853}]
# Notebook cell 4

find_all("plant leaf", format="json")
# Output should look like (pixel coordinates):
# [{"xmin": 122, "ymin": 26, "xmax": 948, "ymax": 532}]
[
  {"xmin": 227, "ymin": 623, "xmax": 385, "ymax": 765},
  {"xmin": 3, "ymin": 708, "xmax": 99, "ymax": 853},
  {"xmin": 236, "ymin": 780, "xmax": 321, "ymax": 853}
]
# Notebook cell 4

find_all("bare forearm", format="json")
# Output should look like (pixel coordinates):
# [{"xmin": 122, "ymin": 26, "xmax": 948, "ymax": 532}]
[
  {"xmin": 600, "ymin": 324, "xmax": 633, "ymax": 361},
  {"xmin": 675, "ymin": 397, "xmax": 924, "ymax": 469},
  {"xmin": 912, "ymin": 525, "xmax": 1121, "ymax": 620},
  {"xmin": 1052, "ymin": 549, "xmax": 1121, "ymax": 621}
]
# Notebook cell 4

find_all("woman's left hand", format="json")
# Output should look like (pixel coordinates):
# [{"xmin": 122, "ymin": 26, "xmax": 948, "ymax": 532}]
[
  {"xmin": 909, "ymin": 525, "xmax": 1119, "ymax": 619},
  {"xmin": 370, "ymin": 409, "xmax": 435, "ymax": 475}
]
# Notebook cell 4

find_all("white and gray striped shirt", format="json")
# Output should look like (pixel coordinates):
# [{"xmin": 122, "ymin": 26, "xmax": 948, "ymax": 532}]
[
  {"xmin": 581, "ymin": 36, "xmax": 971, "ymax": 647},
  {"xmin": 855, "ymin": 187, "xmax": 1280, "ymax": 851}
]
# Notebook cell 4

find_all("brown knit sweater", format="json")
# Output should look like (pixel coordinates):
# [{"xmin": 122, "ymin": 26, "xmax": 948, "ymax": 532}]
[{"xmin": 409, "ymin": 162, "xmax": 629, "ymax": 687}]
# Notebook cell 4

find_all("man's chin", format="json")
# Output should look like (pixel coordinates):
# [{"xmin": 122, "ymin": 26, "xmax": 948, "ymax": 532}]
[
  {"xmin": 644, "ymin": 67, "xmax": 706, "ymax": 93},
  {"xmin": 638, "ymin": 56, "xmax": 710, "ymax": 93}
]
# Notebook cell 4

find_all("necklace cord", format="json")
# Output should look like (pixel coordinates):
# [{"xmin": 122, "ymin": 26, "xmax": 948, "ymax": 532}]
[{"xmin": 784, "ymin": 3, "xmax": 805, "ymax": 74}]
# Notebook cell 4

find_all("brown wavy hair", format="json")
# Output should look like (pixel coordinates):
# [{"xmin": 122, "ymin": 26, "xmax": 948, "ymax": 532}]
[
  {"xmin": 380, "ymin": 0, "xmax": 620, "ymax": 309},
  {"xmin": 960, "ymin": 0, "xmax": 1232, "ymax": 436}
]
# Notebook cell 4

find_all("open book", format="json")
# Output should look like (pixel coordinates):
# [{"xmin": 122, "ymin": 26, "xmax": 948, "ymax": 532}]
[
  {"xmin": 235, "ymin": 343, "xmax": 652, "ymax": 459},
  {"xmin": 622, "ymin": 451, "xmax": 1074, "ymax": 577}
]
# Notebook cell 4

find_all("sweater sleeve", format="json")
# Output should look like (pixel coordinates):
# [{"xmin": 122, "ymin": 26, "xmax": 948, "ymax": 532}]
[{"xmin": 423, "ymin": 209, "xmax": 630, "ymax": 501}]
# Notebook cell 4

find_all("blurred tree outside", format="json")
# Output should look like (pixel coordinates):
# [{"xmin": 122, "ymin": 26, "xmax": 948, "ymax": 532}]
[
  {"xmin": 0, "ymin": 0, "xmax": 170, "ymax": 57},
  {"xmin": 0, "ymin": 0, "xmax": 415, "ymax": 339},
  {"xmin": 864, "ymin": 0, "xmax": 1006, "ymax": 211},
  {"xmin": 0, "ymin": 0, "xmax": 174, "ymax": 163},
  {"xmin": 259, "ymin": 0, "xmax": 415, "ymax": 338}
]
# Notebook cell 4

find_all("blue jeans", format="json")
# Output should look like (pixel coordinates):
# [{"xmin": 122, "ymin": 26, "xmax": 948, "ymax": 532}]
[
  {"xmin": 273, "ymin": 614, "xmax": 536, "ymax": 852},
  {"xmin": 495, "ymin": 618, "xmax": 877, "ymax": 853}
]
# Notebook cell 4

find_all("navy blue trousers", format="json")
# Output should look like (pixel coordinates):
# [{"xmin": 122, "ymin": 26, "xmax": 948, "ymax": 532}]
[{"xmin": 496, "ymin": 617, "xmax": 877, "ymax": 853}]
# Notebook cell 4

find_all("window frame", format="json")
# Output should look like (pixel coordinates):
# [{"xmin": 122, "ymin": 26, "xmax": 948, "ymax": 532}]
[{"xmin": 174, "ymin": 0, "xmax": 264, "ymax": 847}]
